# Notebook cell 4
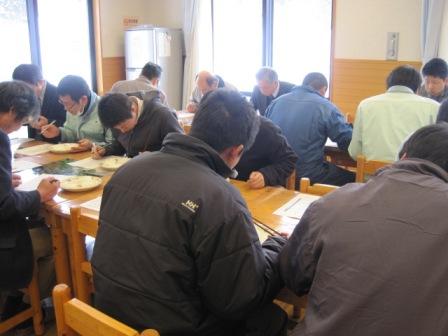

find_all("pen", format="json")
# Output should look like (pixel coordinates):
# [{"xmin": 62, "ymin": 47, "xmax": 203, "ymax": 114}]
[{"xmin": 40, "ymin": 120, "xmax": 56, "ymax": 134}]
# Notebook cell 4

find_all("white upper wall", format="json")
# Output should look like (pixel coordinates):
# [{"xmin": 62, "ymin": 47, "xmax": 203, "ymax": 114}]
[
  {"xmin": 334, "ymin": 0, "xmax": 422, "ymax": 61},
  {"xmin": 439, "ymin": 1, "xmax": 448, "ymax": 60},
  {"xmin": 100, "ymin": 0, "xmax": 184, "ymax": 57}
]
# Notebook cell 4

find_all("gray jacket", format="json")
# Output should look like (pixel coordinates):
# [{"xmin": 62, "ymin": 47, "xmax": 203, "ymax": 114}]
[{"xmin": 280, "ymin": 159, "xmax": 448, "ymax": 336}]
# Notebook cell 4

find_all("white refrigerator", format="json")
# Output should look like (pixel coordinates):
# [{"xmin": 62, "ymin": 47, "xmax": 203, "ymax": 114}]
[{"xmin": 125, "ymin": 25, "xmax": 184, "ymax": 109}]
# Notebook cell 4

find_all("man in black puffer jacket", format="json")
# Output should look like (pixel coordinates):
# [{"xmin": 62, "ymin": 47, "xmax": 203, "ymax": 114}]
[{"xmin": 92, "ymin": 89, "xmax": 287, "ymax": 335}]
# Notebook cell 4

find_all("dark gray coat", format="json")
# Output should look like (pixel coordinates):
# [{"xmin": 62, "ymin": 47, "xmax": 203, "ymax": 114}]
[{"xmin": 280, "ymin": 159, "xmax": 448, "ymax": 336}]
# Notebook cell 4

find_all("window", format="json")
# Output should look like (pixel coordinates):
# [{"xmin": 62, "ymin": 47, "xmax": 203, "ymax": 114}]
[
  {"xmin": 0, "ymin": 0, "xmax": 95, "ymax": 87},
  {"xmin": 273, "ymin": 0, "xmax": 332, "ymax": 87},
  {"xmin": 37, "ymin": 0, "xmax": 93, "ymax": 85},
  {"xmin": 0, "ymin": 0, "xmax": 31, "ymax": 81},
  {"xmin": 212, "ymin": 0, "xmax": 333, "ymax": 93},
  {"xmin": 213, "ymin": 0, "xmax": 263, "ymax": 92}
]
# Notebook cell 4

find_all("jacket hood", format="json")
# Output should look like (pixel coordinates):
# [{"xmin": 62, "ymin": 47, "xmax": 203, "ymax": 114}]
[
  {"xmin": 161, "ymin": 133, "xmax": 234, "ymax": 178},
  {"xmin": 376, "ymin": 158, "xmax": 448, "ymax": 183}
]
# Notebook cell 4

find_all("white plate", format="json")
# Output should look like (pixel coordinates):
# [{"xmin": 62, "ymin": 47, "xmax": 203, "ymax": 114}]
[
  {"xmin": 100, "ymin": 157, "xmax": 130, "ymax": 171},
  {"xmin": 60, "ymin": 176, "xmax": 102, "ymax": 192},
  {"xmin": 49, "ymin": 143, "xmax": 88, "ymax": 154}
]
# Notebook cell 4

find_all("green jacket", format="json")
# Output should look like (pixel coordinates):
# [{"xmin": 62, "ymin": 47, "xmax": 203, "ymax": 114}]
[{"xmin": 60, "ymin": 92, "xmax": 113, "ymax": 145}]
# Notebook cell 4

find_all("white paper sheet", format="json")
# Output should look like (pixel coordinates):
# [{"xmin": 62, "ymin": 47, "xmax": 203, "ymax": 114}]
[
  {"xmin": 11, "ymin": 159, "xmax": 42, "ymax": 173},
  {"xmin": 80, "ymin": 196, "xmax": 102, "ymax": 212},
  {"xmin": 15, "ymin": 144, "xmax": 51, "ymax": 156},
  {"xmin": 16, "ymin": 174, "xmax": 72, "ymax": 192},
  {"xmin": 273, "ymin": 193, "xmax": 319, "ymax": 220}
]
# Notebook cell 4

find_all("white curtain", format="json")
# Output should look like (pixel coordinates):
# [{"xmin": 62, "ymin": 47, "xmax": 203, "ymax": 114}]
[
  {"xmin": 439, "ymin": 1, "xmax": 448, "ymax": 59},
  {"xmin": 182, "ymin": 0, "xmax": 213, "ymax": 108},
  {"xmin": 421, "ymin": 0, "xmax": 447, "ymax": 63}
]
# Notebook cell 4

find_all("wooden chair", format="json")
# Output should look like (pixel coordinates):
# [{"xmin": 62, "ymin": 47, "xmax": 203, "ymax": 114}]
[
  {"xmin": 286, "ymin": 169, "xmax": 296, "ymax": 190},
  {"xmin": 69, "ymin": 207, "xmax": 99, "ymax": 305},
  {"xmin": 299, "ymin": 177, "xmax": 339, "ymax": 196},
  {"xmin": 0, "ymin": 266, "xmax": 44, "ymax": 335},
  {"xmin": 355, "ymin": 155, "xmax": 390, "ymax": 183},
  {"xmin": 53, "ymin": 284, "xmax": 159, "ymax": 336}
]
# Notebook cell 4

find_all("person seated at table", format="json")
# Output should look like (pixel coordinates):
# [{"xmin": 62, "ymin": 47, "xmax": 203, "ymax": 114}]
[
  {"xmin": 235, "ymin": 116, "xmax": 297, "ymax": 189},
  {"xmin": 109, "ymin": 61, "xmax": 168, "ymax": 105},
  {"xmin": 349, "ymin": 65, "xmax": 439, "ymax": 162},
  {"xmin": 0, "ymin": 81, "xmax": 59, "ymax": 330},
  {"xmin": 250, "ymin": 67, "xmax": 295, "ymax": 116},
  {"xmin": 280, "ymin": 122, "xmax": 448, "ymax": 336},
  {"xmin": 418, "ymin": 57, "xmax": 448, "ymax": 102},
  {"xmin": 185, "ymin": 70, "xmax": 237, "ymax": 113},
  {"xmin": 12, "ymin": 64, "xmax": 66, "ymax": 142},
  {"xmin": 267, "ymin": 72, "xmax": 354, "ymax": 186},
  {"xmin": 436, "ymin": 98, "xmax": 448, "ymax": 123},
  {"xmin": 39, "ymin": 75, "xmax": 113, "ymax": 150},
  {"xmin": 92, "ymin": 92, "xmax": 183, "ymax": 158},
  {"xmin": 92, "ymin": 89, "xmax": 287, "ymax": 335}
]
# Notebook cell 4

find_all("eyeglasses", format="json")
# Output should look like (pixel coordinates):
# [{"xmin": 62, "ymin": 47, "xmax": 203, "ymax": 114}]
[{"xmin": 58, "ymin": 98, "xmax": 78, "ymax": 111}]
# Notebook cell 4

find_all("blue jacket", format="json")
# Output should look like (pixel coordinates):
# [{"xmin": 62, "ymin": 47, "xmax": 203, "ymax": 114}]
[{"xmin": 266, "ymin": 85, "xmax": 352, "ymax": 182}]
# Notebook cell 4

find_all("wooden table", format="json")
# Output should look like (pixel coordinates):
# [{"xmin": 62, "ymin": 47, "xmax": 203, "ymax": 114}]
[{"xmin": 13, "ymin": 140, "xmax": 313, "ymax": 298}]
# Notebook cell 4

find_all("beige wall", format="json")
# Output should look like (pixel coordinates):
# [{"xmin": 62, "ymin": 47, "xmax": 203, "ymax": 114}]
[
  {"xmin": 100, "ymin": 0, "xmax": 184, "ymax": 58},
  {"xmin": 334, "ymin": 0, "xmax": 422, "ymax": 61}
]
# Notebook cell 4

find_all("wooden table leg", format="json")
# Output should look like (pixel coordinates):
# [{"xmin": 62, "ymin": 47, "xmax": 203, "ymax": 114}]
[{"xmin": 44, "ymin": 210, "xmax": 72, "ymax": 287}]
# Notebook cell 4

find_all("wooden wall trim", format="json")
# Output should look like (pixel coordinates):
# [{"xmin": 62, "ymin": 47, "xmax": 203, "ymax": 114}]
[
  {"xmin": 102, "ymin": 57, "xmax": 125, "ymax": 93},
  {"xmin": 330, "ymin": 58, "xmax": 422, "ymax": 119}
]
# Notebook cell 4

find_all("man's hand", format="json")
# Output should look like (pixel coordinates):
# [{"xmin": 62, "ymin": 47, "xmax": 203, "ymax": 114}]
[
  {"xmin": 91, "ymin": 145, "xmax": 106, "ymax": 159},
  {"xmin": 247, "ymin": 171, "xmax": 266, "ymax": 189},
  {"xmin": 37, "ymin": 177, "xmax": 60, "ymax": 202},
  {"xmin": 41, "ymin": 124, "xmax": 60, "ymax": 138},
  {"xmin": 12, "ymin": 174, "xmax": 22, "ymax": 188},
  {"xmin": 77, "ymin": 139, "xmax": 93, "ymax": 150},
  {"xmin": 186, "ymin": 102, "xmax": 198, "ymax": 113},
  {"xmin": 31, "ymin": 116, "xmax": 48, "ymax": 129}
]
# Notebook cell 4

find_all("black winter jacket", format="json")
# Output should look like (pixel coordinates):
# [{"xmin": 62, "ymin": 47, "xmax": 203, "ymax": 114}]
[{"xmin": 92, "ymin": 133, "xmax": 286, "ymax": 335}]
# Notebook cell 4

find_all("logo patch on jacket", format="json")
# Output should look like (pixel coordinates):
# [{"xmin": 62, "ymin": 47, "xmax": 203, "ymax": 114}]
[{"xmin": 181, "ymin": 200, "xmax": 199, "ymax": 213}]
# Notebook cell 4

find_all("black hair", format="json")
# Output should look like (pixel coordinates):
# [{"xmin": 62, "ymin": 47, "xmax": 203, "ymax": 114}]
[
  {"xmin": 256, "ymin": 67, "xmax": 278, "ymax": 83},
  {"xmin": 141, "ymin": 62, "xmax": 162, "ymax": 80},
  {"xmin": 399, "ymin": 123, "xmax": 448, "ymax": 172},
  {"xmin": 303, "ymin": 72, "xmax": 328, "ymax": 91},
  {"xmin": 0, "ymin": 81, "xmax": 39, "ymax": 121},
  {"xmin": 436, "ymin": 98, "xmax": 448, "ymax": 123},
  {"xmin": 190, "ymin": 89, "xmax": 260, "ymax": 153},
  {"xmin": 57, "ymin": 75, "xmax": 90, "ymax": 101},
  {"xmin": 98, "ymin": 93, "xmax": 132, "ymax": 128},
  {"xmin": 386, "ymin": 65, "xmax": 422, "ymax": 92},
  {"xmin": 422, "ymin": 58, "xmax": 448, "ymax": 79},
  {"xmin": 12, "ymin": 64, "xmax": 43, "ymax": 85}
]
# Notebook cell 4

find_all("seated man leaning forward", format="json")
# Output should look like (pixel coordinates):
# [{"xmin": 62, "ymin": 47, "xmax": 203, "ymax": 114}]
[
  {"xmin": 280, "ymin": 123, "xmax": 448, "ymax": 336},
  {"xmin": 92, "ymin": 89, "xmax": 288, "ymax": 335},
  {"xmin": 40, "ymin": 75, "xmax": 113, "ymax": 150},
  {"xmin": 234, "ymin": 116, "xmax": 297, "ymax": 189},
  {"xmin": 92, "ymin": 93, "xmax": 183, "ymax": 158}
]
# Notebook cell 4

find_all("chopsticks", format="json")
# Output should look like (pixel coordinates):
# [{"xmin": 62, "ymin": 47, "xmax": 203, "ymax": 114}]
[{"xmin": 40, "ymin": 120, "xmax": 56, "ymax": 134}]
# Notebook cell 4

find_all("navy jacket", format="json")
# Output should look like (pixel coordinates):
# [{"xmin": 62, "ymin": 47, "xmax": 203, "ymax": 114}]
[
  {"xmin": 0, "ymin": 130, "xmax": 40, "ymax": 290},
  {"xmin": 29, "ymin": 82, "xmax": 66, "ymax": 142},
  {"xmin": 250, "ymin": 81, "xmax": 295, "ymax": 116},
  {"xmin": 267, "ymin": 85, "xmax": 352, "ymax": 182}
]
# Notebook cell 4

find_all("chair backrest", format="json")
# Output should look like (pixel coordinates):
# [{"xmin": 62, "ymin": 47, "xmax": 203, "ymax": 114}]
[
  {"xmin": 355, "ymin": 155, "xmax": 390, "ymax": 182},
  {"xmin": 69, "ymin": 207, "xmax": 99, "ymax": 304},
  {"xmin": 53, "ymin": 284, "xmax": 159, "ymax": 336},
  {"xmin": 299, "ymin": 177, "xmax": 339, "ymax": 196},
  {"xmin": 286, "ymin": 169, "xmax": 296, "ymax": 190}
]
